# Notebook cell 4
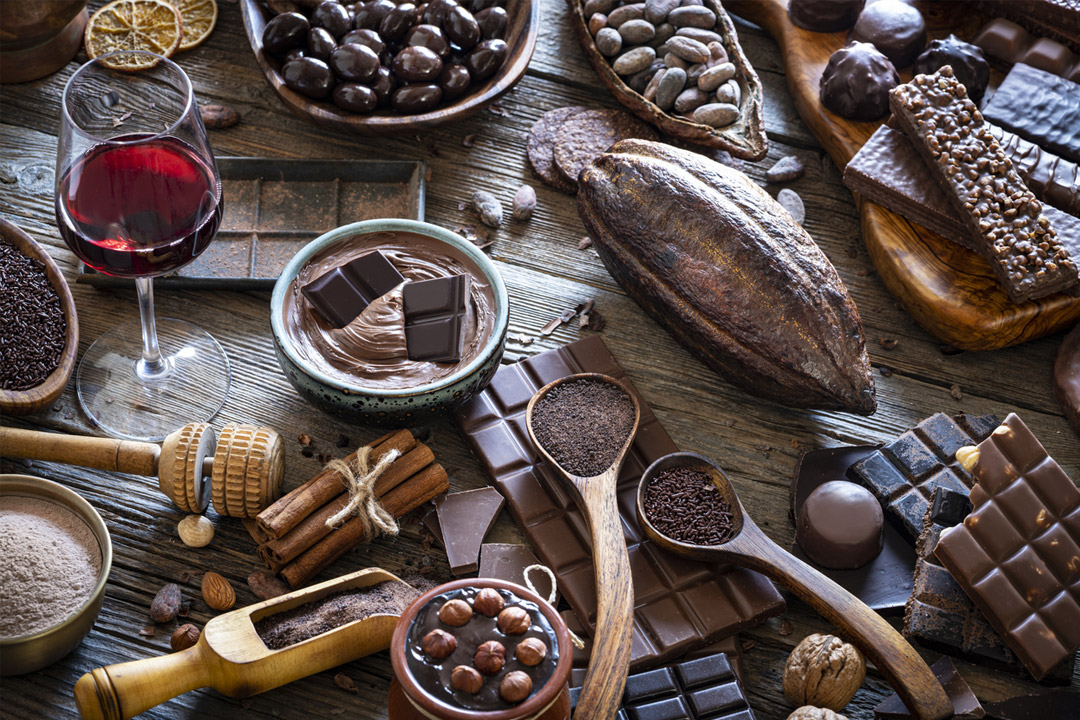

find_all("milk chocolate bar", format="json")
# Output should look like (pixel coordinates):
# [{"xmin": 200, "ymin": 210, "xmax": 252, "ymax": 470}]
[
  {"xmin": 848, "ymin": 412, "xmax": 1000, "ymax": 541},
  {"xmin": 983, "ymin": 63, "xmax": 1080, "ymax": 164},
  {"xmin": 569, "ymin": 652, "xmax": 754, "ymax": 720},
  {"xmin": 403, "ymin": 274, "xmax": 468, "ymax": 362},
  {"xmin": 873, "ymin": 657, "xmax": 984, "ymax": 719},
  {"xmin": 433, "ymin": 487, "xmax": 504, "ymax": 575},
  {"xmin": 890, "ymin": 68, "xmax": 1078, "ymax": 303},
  {"xmin": 301, "ymin": 250, "xmax": 405, "ymax": 328},
  {"xmin": 934, "ymin": 413, "xmax": 1080, "ymax": 680},
  {"xmin": 974, "ymin": 19, "xmax": 1080, "ymax": 81},
  {"xmin": 455, "ymin": 336, "xmax": 785, "ymax": 669},
  {"xmin": 969, "ymin": 0, "xmax": 1080, "ymax": 54}
]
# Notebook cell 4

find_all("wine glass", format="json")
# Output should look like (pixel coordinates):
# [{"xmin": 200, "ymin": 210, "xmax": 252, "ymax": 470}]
[{"xmin": 55, "ymin": 51, "xmax": 230, "ymax": 442}]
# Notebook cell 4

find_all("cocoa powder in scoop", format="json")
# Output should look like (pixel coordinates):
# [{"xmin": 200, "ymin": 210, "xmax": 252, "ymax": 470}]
[{"xmin": 531, "ymin": 378, "xmax": 635, "ymax": 477}]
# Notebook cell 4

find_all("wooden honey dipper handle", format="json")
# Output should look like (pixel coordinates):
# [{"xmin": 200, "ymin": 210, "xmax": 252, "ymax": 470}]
[
  {"xmin": 73, "ymin": 643, "xmax": 211, "ymax": 720},
  {"xmin": 0, "ymin": 426, "xmax": 161, "ymax": 477}
]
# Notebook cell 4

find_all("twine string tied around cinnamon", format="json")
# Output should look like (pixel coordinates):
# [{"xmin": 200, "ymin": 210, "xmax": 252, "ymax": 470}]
[{"xmin": 324, "ymin": 446, "xmax": 401, "ymax": 534}]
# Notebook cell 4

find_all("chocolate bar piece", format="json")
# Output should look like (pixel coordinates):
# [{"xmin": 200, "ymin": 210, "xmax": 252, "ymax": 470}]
[
  {"xmin": 848, "ymin": 412, "xmax": 1000, "ymax": 541},
  {"xmin": 478, "ymin": 543, "xmax": 559, "ymax": 606},
  {"xmin": 433, "ymin": 487, "xmax": 504, "ymax": 575},
  {"xmin": 455, "ymin": 336, "xmax": 785, "ymax": 669},
  {"xmin": 970, "ymin": 0, "xmax": 1080, "ymax": 54},
  {"xmin": 403, "ymin": 274, "xmax": 468, "ymax": 363},
  {"xmin": 569, "ymin": 652, "xmax": 753, "ymax": 720},
  {"xmin": 791, "ymin": 446, "xmax": 916, "ymax": 613},
  {"xmin": 983, "ymin": 63, "xmax": 1080, "ymax": 164},
  {"xmin": 873, "ymin": 657, "xmax": 984, "ymax": 719},
  {"xmin": 983, "ymin": 689, "xmax": 1080, "ymax": 719},
  {"xmin": 843, "ymin": 126, "xmax": 1080, "ymax": 260},
  {"xmin": 934, "ymin": 413, "xmax": 1080, "ymax": 680},
  {"xmin": 974, "ymin": 19, "xmax": 1080, "ymax": 80},
  {"xmin": 301, "ymin": 250, "xmax": 405, "ymax": 328},
  {"xmin": 890, "ymin": 68, "xmax": 1078, "ymax": 303}
]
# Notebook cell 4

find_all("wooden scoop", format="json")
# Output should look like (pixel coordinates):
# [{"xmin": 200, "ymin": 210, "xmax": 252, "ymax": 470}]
[
  {"xmin": 636, "ymin": 453, "xmax": 953, "ymax": 720},
  {"xmin": 73, "ymin": 567, "xmax": 405, "ymax": 720},
  {"xmin": 525, "ymin": 373, "xmax": 640, "ymax": 720}
]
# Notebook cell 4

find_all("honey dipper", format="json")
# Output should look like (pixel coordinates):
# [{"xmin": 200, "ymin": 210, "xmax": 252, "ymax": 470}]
[{"xmin": 0, "ymin": 422, "xmax": 283, "ymax": 517}]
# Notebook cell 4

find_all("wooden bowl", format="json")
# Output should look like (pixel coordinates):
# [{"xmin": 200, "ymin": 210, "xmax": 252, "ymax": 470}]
[
  {"xmin": 0, "ymin": 219, "xmax": 78, "ymax": 416},
  {"xmin": 239, "ymin": 0, "xmax": 540, "ymax": 136},
  {"xmin": 568, "ymin": 0, "xmax": 767, "ymax": 160}
]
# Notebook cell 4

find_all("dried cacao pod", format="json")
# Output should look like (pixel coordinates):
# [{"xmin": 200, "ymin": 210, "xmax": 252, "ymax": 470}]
[{"xmin": 577, "ymin": 139, "xmax": 875, "ymax": 414}]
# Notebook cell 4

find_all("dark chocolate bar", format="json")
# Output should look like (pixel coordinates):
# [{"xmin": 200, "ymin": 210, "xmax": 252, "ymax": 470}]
[
  {"xmin": 569, "ymin": 652, "xmax": 753, "ymax": 720},
  {"xmin": 848, "ymin": 412, "xmax": 1000, "ymax": 541},
  {"xmin": 934, "ymin": 413, "xmax": 1080, "ymax": 680},
  {"xmin": 974, "ymin": 18, "xmax": 1079, "ymax": 80},
  {"xmin": 455, "ymin": 336, "xmax": 785, "ymax": 669},
  {"xmin": 403, "ymin": 274, "xmax": 468, "ymax": 363},
  {"xmin": 873, "ymin": 657, "xmax": 984, "ymax": 719},
  {"xmin": 301, "ymin": 250, "xmax": 404, "ymax": 328},
  {"xmin": 983, "ymin": 689, "xmax": 1080, "ymax": 719},
  {"xmin": 479, "ymin": 543, "xmax": 560, "ymax": 606},
  {"xmin": 983, "ymin": 63, "xmax": 1080, "ymax": 164},
  {"xmin": 890, "ymin": 68, "xmax": 1078, "ymax": 303},
  {"xmin": 970, "ymin": 0, "xmax": 1080, "ymax": 54}
]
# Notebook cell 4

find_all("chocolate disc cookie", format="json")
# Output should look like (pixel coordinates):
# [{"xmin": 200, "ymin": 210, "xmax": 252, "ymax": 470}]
[
  {"xmin": 552, "ymin": 108, "xmax": 658, "ymax": 190},
  {"xmin": 527, "ymin": 106, "xmax": 586, "ymax": 194},
  {"xmin": 1054, "ymin": 324, "xmax": 1080, "ymax": 437}
]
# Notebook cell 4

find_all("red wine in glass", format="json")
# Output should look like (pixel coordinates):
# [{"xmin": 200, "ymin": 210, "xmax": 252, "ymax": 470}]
[{"xmin": 56, "ymin": 134, "xmax": 221, "ymax": 278}]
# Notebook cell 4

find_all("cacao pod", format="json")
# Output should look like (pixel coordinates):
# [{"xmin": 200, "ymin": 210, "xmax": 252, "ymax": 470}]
[{"xmin": 577, "ymin": 139, "xmax": 876, "ymax": 414}]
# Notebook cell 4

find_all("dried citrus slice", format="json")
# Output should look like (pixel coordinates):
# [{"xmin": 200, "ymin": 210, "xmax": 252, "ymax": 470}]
[
  {"xmin": 85, "ymin": 0, "xmax": 183, "ymax": 70},
  {"xmin": 170, "ymin": 0, "xmax": 218, "ymax": 51}
]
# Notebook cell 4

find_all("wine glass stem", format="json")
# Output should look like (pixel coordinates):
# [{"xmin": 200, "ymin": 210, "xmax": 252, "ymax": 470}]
[{"xmin": 135, "ymin": 276, "xmax": 168, "ymax": 380}]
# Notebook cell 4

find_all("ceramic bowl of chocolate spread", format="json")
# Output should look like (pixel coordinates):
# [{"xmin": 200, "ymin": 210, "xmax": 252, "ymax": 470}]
[{"xmin": 271, "ymin": 219, "xmax": 508, "ymax": 423}]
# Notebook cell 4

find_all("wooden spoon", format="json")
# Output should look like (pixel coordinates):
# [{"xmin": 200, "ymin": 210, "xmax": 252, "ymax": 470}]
[
  {"xmin": 525, "ymin": 373, "xmax": 640, "ymax": 720},
  {"xmin": 636, "ymin": 453, "xmax": 953, "ymax": 720}
]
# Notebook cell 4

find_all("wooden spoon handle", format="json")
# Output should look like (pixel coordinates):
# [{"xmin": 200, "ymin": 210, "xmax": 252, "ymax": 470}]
[
  {"xmin": 0, "ymin": 427, "xmax": 160, "ymax": 477},
  {"xmin": 574, "ymin": 477, "xmax": 635, "ymax": 720},
  {"xmin": 72, "ymin": 644, "xmax": 211, "ymax": 720},
  {"xmin": 747, "ymin": 536, "xmax": 953, "ymax": 720}
]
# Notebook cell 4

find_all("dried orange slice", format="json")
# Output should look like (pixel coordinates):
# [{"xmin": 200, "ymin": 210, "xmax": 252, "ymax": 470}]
[
  {"xmin": 170, "ymin": 0, "xmax": 218, "ymax": 51},
  {"xmin": 85, "ymin": 0, "xmax": 183, "ymax": 70}
]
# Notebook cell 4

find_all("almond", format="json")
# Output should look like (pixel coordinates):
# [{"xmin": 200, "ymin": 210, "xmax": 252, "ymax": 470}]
[{"xmin": 201, "ymin": 571, "xmax": 235, "ymax": 611}]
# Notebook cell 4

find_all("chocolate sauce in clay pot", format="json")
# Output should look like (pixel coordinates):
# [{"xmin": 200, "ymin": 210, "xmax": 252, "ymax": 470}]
[{"xmin": 389, "ymin": 578, "xmax": 572, "ymax": 720}]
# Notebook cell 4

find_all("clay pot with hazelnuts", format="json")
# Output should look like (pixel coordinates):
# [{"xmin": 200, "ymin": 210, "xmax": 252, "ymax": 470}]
[{"xmin": 388, "ymin": 578, "xmax": 572, "ymax": 720}]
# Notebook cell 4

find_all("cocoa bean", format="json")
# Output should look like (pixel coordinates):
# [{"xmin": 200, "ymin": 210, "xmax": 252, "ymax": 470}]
[
  {"xmin": 664, "ymin": 36, "xmax": 709, "ymax": 63},
  {"xmin": 668, "ymin": 5, "xmax": 716, "ymax": 28},
  {"xmin": 714, "ymin": 79, "xmax": 740, "ymax": 106},
  {"xmin": 612, "ymin": 46, "xmax": 655, "ymax": 75},
  {"xmin": 643, "ymin": 68, "xmax": 667, "ymax": 102},
  {"xmin": 692, "ymin": 102, "xmax": 740, "ymax": 127},
  {"xmin": 588, "ymin": 13, "xmax": 608, "ymax": 35},
  {"xmin": 706, "ymin": 41, "xmax": 728, "ymax": 66},
  {"xmin": 626, "ymin": 61, "xmax": 662, "ymax": 93},
  {"xmin": 778, "ymin": 189, "xmax": 806, "ymax": 225},
  {"xmin": 676, "ymin": 27, "xmax": 723, "ymax": 46},
  {"xmin": 199, "ymin": 105, "xmax": 240, "ymax": 130},
  {"xmin": 247, "ymin": 571, "xmax": 290, "ymax": 600},
  {"xmin": 698, "ymin": 62, "xmax": 735, "ymax": 91},
  {"xmin": 584, "ymin": 0, "xmax": 615, "ymax": 17},
  {"xmin": 150, "ymin": 583, "xmax": 182, "ymax": 624},
  {"xmin": 766, "ymin": 155, "xmax": 806, "ymax": 183},
  {"xmin": 686, "ymin": 62, "xmax": 705, "ymax": 84},
  {"xmin": 645, "ymin": 0, "xmax": 679, "ymax": 24},
  {"xmin": 472, "ymin": 190, "xmax": 503, "ymax": 228},
  {"xmin": 674, "ymin": 86, "xmax": 710, "ymax": 113},
  {"xmin": 655, "ymin": 67, "xmax": 686, "ymax": 111},
  {"xmin": 608, "ymin": 3, "xmax": 645, "ymax": 28},
  {"xmin": 619, "ymin": 19, "xmax": 656, "ymax": 44},
  {"xmin": 664, "ymin": 52, "xmax": 688, "ymax": 69},
  {"xmin": 512, "ymin": 185, "xmax": 537, "ymax": 220},
  {"xmin": 595, "ymin": 27, "xmax": 622, "ymax": 56},
  {"xmin": 650, "ymin": 22, "xmax": 675, "ymax": 47}
]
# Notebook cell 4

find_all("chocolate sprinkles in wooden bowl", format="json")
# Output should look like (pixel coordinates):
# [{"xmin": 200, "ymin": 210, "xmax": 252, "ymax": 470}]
[
  {"xmin": 642, "ymin": 466, "xmax": 736, "ymax": 546},
  {"xmin": 0, "ymin": 239, "xmax": 66, "ymax": 391}
]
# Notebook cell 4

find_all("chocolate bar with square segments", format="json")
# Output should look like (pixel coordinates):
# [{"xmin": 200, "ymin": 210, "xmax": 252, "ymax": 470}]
[
  {"xmin": 301, "ymin": 250, "xmax": 404, "ymax": 328},
  {"xmin": 873, "ymin": 657, "xmax": 984, "ymax": 719},
  {"xmin": 982, "ymin": 62, "xmax": 1080, "ymax": 163},
  {"xmin": 403, "ymin": 274, "xmax": 468, "ymax": 362},
  {"xmin": 455, "ymin": 335, "xmax": 784, "ymax": 670}
]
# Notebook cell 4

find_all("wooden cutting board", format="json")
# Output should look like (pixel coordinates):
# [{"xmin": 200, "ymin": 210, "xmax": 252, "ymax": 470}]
[{"xmin": 726, "ymin": 0, "xmax": 1080, "ymax": 351}]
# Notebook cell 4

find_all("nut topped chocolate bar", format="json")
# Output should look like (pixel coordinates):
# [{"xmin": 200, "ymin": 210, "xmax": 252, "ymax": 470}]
[{"xmin": 889, "ymin": 67, "xmax": 1078, "ymax": 303}]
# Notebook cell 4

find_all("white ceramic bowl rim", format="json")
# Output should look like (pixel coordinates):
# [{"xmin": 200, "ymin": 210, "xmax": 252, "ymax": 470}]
[{"xmin": 271, "ymin": 219, "xmax": 510, "ymax": 398}]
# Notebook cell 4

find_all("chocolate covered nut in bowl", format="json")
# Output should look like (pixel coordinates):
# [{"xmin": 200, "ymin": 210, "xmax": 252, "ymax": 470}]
[
  {"xmin": 239, "ymin": 0, "xmax": 538, "ymax": 135},
  {"xmin": 271, "ymin": 219, "xmax": 508, "ymax": 424},
  {"xmin": 0, "ymin": 475, "xmax": 112, "ymax": 676},
  {"xmin": 389, "ymin": 578, "xmax": 573, "ymax": 720}
]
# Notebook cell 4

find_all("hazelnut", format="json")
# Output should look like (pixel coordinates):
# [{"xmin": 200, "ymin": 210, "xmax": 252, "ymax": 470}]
[
  {"xmin": 422, "ymin": 629, "xmax": 457, "ymax": 660},
  {"xmin": 787, "ymin": 707, "xmax": 848, "ymax": 720},
  {"xmin": 782, "ymin": 634, "xmax": 865, "ymax": 711},
  {"xmin": 474, "ymin": 640, "xmax": 506, "ymax": 675},
  {"xmin": 450, "ymin": 665, "xmax": 484, "ymax": 694},
  {"xmin": 177, "ymin": 515, "xmax": 214, "ymax": 547},
  {"xmin": 497, "ymin": 606, "xmax": 531, "ymax": 635},
  {"xmin": 515, "ymin": 637, "xmax": 547, "ymax": 666},
  {"xmin": 170, "ymin": 623, "xmax": 200, "ymax": 651},
  {"xmin": 439, "ymin": 599, "xmax": 473, "ymax": 627},
  {"xmin": 499, "ymin": 671, "xmax": 533, "ymax": 703},
  {"xmin": 473, "ymin": 588, "xmax": 505, "ymax": 617}
]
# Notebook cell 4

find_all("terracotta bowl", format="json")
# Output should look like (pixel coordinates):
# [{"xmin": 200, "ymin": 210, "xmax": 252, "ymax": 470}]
[
  {"xmin": 0, "ymin": 219, "xmax": 79, "ymax": 416},
  {"xmin": 269, "ymin": 219, "xmax": 509, "ymax": 424},
  {"xmin": 239, "ymin": 0, "xmax": 540, "ymax": 136}
]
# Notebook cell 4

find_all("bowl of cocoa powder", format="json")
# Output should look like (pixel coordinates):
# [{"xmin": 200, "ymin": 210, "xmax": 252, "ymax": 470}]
[{"xmin": 0, "ymin": 474, "xmax": 112, "ymax": 676}]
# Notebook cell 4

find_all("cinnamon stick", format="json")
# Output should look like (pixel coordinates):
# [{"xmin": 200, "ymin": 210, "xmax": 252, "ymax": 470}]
[
  {"xmin": 256, "ymin": 428, "xmax": 416, "ymax": 540},
  {"xmin": 279, "ymin": 464, "xmax": 449, "ymax": 588}
]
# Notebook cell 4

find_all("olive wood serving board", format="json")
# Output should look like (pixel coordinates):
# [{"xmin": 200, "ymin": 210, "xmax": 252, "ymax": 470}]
[
  {"xmin": 725, "ymin": 0, "xmax": 1080, "ymax": 351},
  {"xmin": 568, "ymin": 0, "xmax": 768, "ymax": 160}
]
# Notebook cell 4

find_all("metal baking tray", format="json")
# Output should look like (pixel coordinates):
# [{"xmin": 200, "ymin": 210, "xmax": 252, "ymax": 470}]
[{"xmin": 76, "ymin": 157, "xmax": 426, "ymax": 290}]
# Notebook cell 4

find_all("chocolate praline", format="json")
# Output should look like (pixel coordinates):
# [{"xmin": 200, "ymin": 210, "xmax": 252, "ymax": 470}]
[
  {"xmin": 850, "ymin": 0, "xmax": 927, "ymax": 68},
  {"xmin": 914, "ymin": 35, "xmax": 990, "ymax": 101},
  {"xmin": 796, "ymin": 480, "xmax": 884, "ymax": 569},
  {"xmin": 820, "ymin": 41, "xmax": 899, "ymax": 120},
  {"xmin": 788, "ymin": 0, "xmax": 865, "ymax": 33}
]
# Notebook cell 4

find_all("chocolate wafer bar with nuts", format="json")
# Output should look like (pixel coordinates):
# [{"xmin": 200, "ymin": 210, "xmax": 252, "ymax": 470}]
[{"xmin": 889, "ymin": 67, "xmax": 1078, "ymax": 303}]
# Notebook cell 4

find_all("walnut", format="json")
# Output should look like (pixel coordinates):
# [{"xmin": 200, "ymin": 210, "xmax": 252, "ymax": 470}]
[
  {"xmin": 787, "ymin": 707, "xmax": 848, "ymax": 720},
  {"xmin": 782, "ymin": 634, "xmax": 865, "ymax": 711}
]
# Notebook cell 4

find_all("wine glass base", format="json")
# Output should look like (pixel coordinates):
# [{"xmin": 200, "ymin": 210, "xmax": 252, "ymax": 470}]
[{"xmin": 76, "ymin": 318, "xmax": 231, "ymax": 442}]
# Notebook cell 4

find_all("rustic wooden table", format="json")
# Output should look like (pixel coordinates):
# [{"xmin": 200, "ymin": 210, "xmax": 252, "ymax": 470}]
[{"xmin": 2, "ymin": 1, "xmax": 1077, "ymax": 718}]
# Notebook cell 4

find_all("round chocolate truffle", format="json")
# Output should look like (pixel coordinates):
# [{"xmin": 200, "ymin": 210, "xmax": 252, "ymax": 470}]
[
  {"xmin": 850, "ymin": 0, "xmax": 927, "ymax": 68},
  {"xmin": 797, "ymin": 481, "xmax": 884, "ymax": 570},
  {"xmin": 789, "ymin": 0, "xmax": 865, "ymax": 32},
  {"xmin": 819, "ymin": 42, "xmax": 899, "ymax": 120},
  {"xmin": 913, "ymin": 35, "xmax": 990, "ymax": 101}
]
